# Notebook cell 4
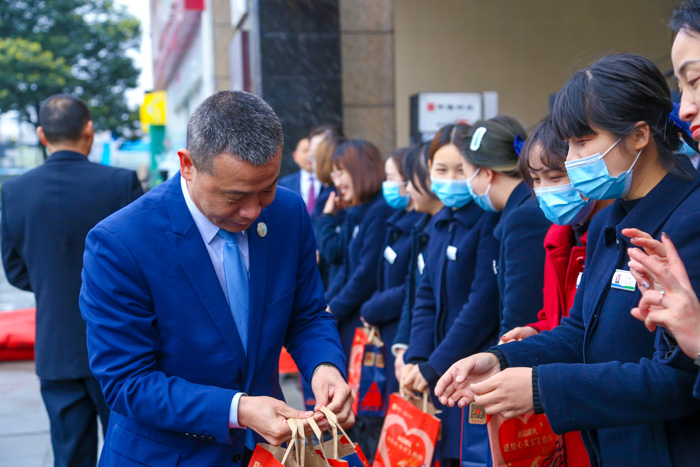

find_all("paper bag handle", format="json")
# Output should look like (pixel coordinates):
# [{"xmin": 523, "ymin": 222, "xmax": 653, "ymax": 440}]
[
  {"xmin": 282, "ymin": 418, "xmax": 298, "ymax": 465},
  {"xmin": 294, "ymin": 419, "xmax": 306, "ymax": 466},
  {"xmin": 319, "ymin": 407, "xmax": 355, "ymax": 450}
]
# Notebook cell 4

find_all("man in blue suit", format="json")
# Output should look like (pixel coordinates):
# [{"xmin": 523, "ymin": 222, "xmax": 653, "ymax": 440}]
[
  {"xmin": 1, "ymin": 95, "xmax": 143, "ymax": 467},
  {"xmin": 278, "ymin": 136, "xmax": 322, "ymax": 214},
  {"xmin": 80, "ymin": 91, "xmax": 352, "ymax": 466}
]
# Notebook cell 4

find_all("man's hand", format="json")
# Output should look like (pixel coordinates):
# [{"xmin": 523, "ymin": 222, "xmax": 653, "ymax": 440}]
[
  {"xmin": 471, "ymin": 367, "xmax": 533, "ymax": 419},
  {"xmin": 499, "ymin": 326, "xmax": 538, "ymax": 344},
  {"xmin": 434, "ymin": 352, "xmax": 501, "ymax": 408},
  {"xmin": 312, "ymin": 365, "xmax": 354, "ymax": 430},
  {"xmin": 238, "ymin": 395, "xmax": 312, "ymax": 446}
]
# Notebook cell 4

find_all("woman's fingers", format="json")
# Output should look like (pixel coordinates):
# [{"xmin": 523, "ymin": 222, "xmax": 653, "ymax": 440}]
[
  {"xmin": 628, "ymin": 248, "xmax": 681, "ymax": 294},
  {"xmin": 661, "ymin": 234, "xmax": 693, "ymax": 290}
]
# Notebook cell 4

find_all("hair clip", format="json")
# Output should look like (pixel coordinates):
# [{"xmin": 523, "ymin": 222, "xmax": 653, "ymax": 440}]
[
  {"xmin": 513, "ymin": 134, "xmax": 525, "ymax": 156},
  {"xmin": 670, "ymin": 103, "xmax": 699, "ymax": 152}
]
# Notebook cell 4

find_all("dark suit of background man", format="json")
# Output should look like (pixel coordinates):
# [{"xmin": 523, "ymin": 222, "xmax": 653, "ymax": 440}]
[
  {"xmin": 278, "ymin": 136, "xmax": 322, "ymax": 215},
  {"xmin": 1, "ymin": 95, "xmax": 143, "ymax": 467},
  {"xmin": 79, "ymin": 91, "xmax": 353, "ymax": 466}
]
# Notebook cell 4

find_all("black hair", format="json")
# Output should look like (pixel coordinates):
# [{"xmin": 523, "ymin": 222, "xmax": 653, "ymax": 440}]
[
  {"xmin": 186, "ymin": 91, "xmax": 283, "ymax": 173},
  {"xmin": 552, "ymin": 53, "xmax": 693, "ymax": 180},
  {"xmin": 518, "ymin": 116, "xmax": 569, "ymax": 188},
  {"xmin": 671, "ymin": 1, "xmax": 700, "ymax": 36},
  {"xmin": 461, "ymin": 115, "xmax": 527, "ymax": 178},
  {"xmin": 38, "ymin": 94, "xmax": 91, "ymax": 144},
  {"xmin": 402, "ymin": 142, "xmax": 438, "ymax": 200},
  {"xmin": 428, "ymin": 123, "xmax": 472, "ymax": 162}
]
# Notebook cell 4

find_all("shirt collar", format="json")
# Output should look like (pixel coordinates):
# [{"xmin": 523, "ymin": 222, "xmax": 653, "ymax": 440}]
[{"xmin": 180, "ymin": 174, "xmax": 246, "ymax": 244}]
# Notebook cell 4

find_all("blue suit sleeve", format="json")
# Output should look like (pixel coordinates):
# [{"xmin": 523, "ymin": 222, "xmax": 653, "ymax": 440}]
[
  {"xmin": 404, "ymin": 272, "xmax": 437, "ymax": 363},
  {"xmin": 317, "ymin": 213, "xmax": 345, "ymax": 265},
  {"xmin": 328, "ymin": 211, "xmax": 387, "ymax": 323},
  {"xmin": 284, "ymin": 200, "xmax": 347, "ymax": 382},
  {"xmin": 360, "ymin": 283, "xmax": 407, "ymax": 326},
  {"xmin": 1, "ymin": 186, "xmax": 31, "ymax": 292},
  {"xmin": 424, "ymin": 221, "xmax": 501, "ymax": 380},
  {"xmin": 499, "ymin": 205, "xmax": 550, "ymax": 335},
  {"xmin": 80, "ymin": 227, "xmax": 237, "ymax": 444}
]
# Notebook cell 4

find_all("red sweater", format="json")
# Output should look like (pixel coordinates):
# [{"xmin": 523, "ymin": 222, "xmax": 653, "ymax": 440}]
[{"xmin": 527, "ymin": 224, "xmax": 590, "ymax": 467}]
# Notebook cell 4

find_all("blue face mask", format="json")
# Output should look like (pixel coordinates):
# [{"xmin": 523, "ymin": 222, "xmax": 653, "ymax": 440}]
[
  {"xmin": 534, "ymin": 183, "xmax": 595, "ymax": 226},
  {"xmin": 429, "ymin": 177, "xmax": 472, "ymax": 209},
  {"xmin": 680, "ymin": 141, "xmax": 697, "ymax": 158},
  {"xmin": 564, "ymin": 138, "xmax": 642, "ymax": 200},
  {"xmin": 382, "ymin": 181, "xmax": 410, "ymax": 210},
  {"xmin": 466, "ymin": 168, "xmax": 498, "ymax": 212}
]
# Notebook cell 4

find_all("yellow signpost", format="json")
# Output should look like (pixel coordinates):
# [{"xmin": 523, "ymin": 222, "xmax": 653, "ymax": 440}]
[{"xmin": 140, "ymin": 91, "xmax": 167, "ymax": 133}]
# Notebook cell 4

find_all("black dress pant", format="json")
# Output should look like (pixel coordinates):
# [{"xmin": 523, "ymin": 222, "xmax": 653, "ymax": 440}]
[{"xmin": 40, "ymin": 377, "xmax": 110, "ymax": 467}]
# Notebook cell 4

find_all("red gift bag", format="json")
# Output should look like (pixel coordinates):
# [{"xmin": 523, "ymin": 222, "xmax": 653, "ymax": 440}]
[
  {"xmin": 486, "ymin": 412, "xmax": 565, "ymax": 467},
  {"xmin": 318, "ymin": 407, "xmax": 371, "ymax": 467},
  {"xmin": 372, "ymin": 392, "xmax": 441, "ymax": 467},
  {"xmin": 348, "ymin": 326, "xmax": 381, "ymax": 414},
  {"xmin": 250, "ymin": 418, "xmax": 333, "ymax": 467}
]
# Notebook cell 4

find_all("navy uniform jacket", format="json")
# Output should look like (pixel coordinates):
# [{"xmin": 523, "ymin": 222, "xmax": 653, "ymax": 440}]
[
  {"xmin": 360, "ymin": 210, "xmax": 424, "ymax": 395},
  {"xmin": 405, "ymin": 203, "xmax": 500, "ymax": 459},
  {"xmin": 497, "ymin": 166, "xmax": 700, "ymax": 467},
  {"xmin": 80, "ymin": 177, "xmax": 346, "ymax": 465},
  {"xmin": 494, "ymin": 181, "xmax": 550, "ymax": 335},
  {"xmin": 323, "ymin": 194, "xmax": 394, "ymax": 360},
  {"xmin": 314, "ymin": 186, "xmax": 345, "ymax": 290},
  {"xmin": 393, "ymin": 214, "xmax": 433, "ymax": 349},
  {"xmin": 1, "ymin": 150, "xmax": 142, "ymax": 380}
]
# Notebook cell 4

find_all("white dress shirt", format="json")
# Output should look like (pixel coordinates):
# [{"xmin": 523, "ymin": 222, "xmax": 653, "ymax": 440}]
[
  {"xmin": 180, "ymin": 175, "xmax": 249, "ymax": 429},
  {"xmin": 299, "ymin": 169, "xmax": 321, "ymax": 205}
]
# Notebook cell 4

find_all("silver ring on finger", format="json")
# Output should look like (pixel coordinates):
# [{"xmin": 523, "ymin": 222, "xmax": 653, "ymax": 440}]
[{"xmin": 658, "ymin": 290, "xmax": 666, "ymax": 307}]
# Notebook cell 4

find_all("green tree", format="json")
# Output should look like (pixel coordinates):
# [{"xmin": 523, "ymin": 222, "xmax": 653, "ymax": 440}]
[{"xmin": 0, "ymin": 0, "xmax": 142, "ymax": 140}]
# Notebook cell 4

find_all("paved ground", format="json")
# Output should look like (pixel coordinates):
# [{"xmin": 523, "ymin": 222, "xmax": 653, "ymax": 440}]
[{"xmin": 0, "ymin": 261, "xmax": 304, "ymax": 466}]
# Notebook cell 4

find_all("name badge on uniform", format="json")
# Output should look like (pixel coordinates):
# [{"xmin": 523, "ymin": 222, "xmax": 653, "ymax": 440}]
[
  {"xmin": 384, "ymin": 246, "xmax": 397, "ymax": 265},
  {"xmin": 610, "ymin": 269, "xmax": 636, "ymax": 292},
  {"xmin": 446, "ymin": 245, "xmax": 458, "ymax": 261},
  {"xmin": 576, "ymin": 272, "xmax": 583, "ymax": 289},
  {"xmin": 352, "ymin": 225, "xmax": 360, "ymax": 239},
  {"xmin": 417, "ymin": 253, "xmax": 425, "ymax": 275}
]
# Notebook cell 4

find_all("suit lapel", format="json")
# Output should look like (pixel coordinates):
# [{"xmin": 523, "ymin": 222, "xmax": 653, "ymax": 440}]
[
  {"xmin": 164, "ymin": 174, "xmax": 248, "ymax": 375},
  {"xmin": 244, "ymin": 216, "xmax": 269, "ymax": 391}
]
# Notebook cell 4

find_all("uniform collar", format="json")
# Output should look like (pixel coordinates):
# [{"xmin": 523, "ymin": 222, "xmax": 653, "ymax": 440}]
[
  {"xmin": 45, "ymin": 150, "xmax": 90, "ymax": 163},
  {"xmin": 387, "ymin": 210, "xmax": 424, "ymax": 234},
  {"xmin": 603, "ymin": 161, "xmax": 700, "ymax": 247},
  {"xmin": 502, "ymin": 180, "xmax": 531, "ymax": 215}
]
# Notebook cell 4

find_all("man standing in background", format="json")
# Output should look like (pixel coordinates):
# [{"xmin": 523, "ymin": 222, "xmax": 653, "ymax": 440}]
[
  {"xmin": 1, "ymin": 94, "xmax": 143, "ymax": 467},
  {"xmin": 279, "ymin": 136, "xmax": 321, "ymax": 214}
]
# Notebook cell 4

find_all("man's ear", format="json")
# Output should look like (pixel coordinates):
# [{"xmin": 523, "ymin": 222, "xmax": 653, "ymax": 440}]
[
  {"xmin": 36, "ymin": 127, "xmax": 49, "ymax": 147},
  {"xmin": 83, "ymin": 121, "xmax": 95, "ymax": 140},
  {"xmin": 178, "ymin": 149, "xmax": 195, "ymax": 180}
]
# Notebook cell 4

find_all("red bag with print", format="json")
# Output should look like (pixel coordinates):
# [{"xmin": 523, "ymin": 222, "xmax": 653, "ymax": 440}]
[
  {"xmin": 486, "ymin": 412, "xmax": 565, "ymax": 467},
  {"xmin": 372, "ymin": 393, "xmax": 441, "ymax": 467},
  {"xmin": 347, "ymin": 326, "xmax": 373, "ymax": 414}
]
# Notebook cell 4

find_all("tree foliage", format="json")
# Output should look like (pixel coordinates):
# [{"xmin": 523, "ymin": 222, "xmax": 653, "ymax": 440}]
[{"xmin": 0, "ymin": 0, "xmax": 142, "ymax": 137}]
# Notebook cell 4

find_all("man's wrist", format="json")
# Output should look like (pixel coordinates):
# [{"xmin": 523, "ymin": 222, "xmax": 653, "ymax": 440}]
[
  {"xmin": 313, "ymin": 362, "xmax": 341, "ymax": 378},
  {"xmin": 230, "ymin": 392, "xmax": 247, "ymax": 429}
]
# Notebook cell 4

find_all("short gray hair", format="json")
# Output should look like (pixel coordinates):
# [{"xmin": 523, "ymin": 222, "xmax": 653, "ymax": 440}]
[{"xmin": 186, "ymin": 91, "xmax": 283, "ymax": 173}]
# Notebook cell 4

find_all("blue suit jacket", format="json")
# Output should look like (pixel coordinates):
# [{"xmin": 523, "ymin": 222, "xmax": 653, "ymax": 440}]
[
  {"xmin": 278, "ymin": 170, "xmax": 301, "ymax": 196},
  {"xmin": 1, "ymin": 150, "xmax": 141, "ymax": 380},
  {"xmin": 79, "ymin": 174, "xmax": 345, "ymax": 466},
  {"xmin": 493, "ymin": 181, "xmax": 551, "ymax": 335},
  {"xmin": 497, "ymin": 164, "xmax": 700, "ymax": 467}
]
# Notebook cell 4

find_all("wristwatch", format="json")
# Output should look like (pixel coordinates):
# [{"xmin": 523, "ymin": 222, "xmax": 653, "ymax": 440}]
[{"xmin": 695, "ymin": 351, "xmax": 700, "ymax": 367}]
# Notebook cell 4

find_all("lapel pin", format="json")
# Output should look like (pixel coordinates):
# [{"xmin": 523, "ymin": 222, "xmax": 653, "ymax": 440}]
[{"xmin": 257, "ymin": 222, "xmax": 268, "ymax": 238}]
